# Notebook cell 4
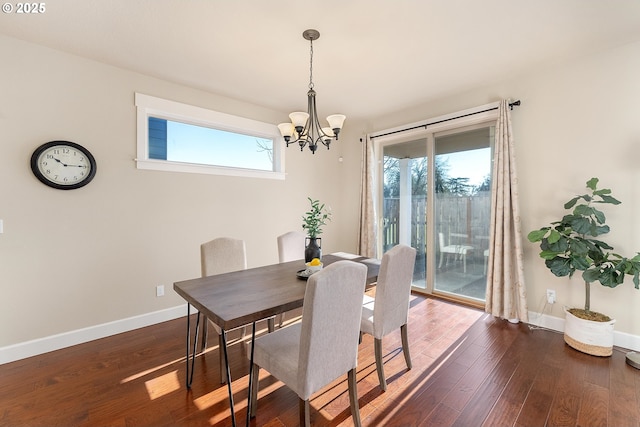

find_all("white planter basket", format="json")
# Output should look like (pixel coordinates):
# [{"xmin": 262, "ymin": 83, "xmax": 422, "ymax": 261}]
[{"xmin": 563, "ymin": 307, "xmax": 615, "ymax": 356}]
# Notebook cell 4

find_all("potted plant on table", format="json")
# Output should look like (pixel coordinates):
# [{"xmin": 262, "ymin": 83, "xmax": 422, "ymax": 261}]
[
  {"xmin": 302, "ymin": 197, "xmax": 332, "ymax": 263},
  {"xmin": 527, "ymin": 178, "xmax": 640, "ymax": 356}
]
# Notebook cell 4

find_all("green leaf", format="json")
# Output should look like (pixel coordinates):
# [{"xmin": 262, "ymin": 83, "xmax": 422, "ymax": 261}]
[
  {"xmin": 546, "ymin": 257, "xmax": 573, "ymax": 277},
  {"xmin": 546, "ymin": 236, "xmax": 569, "ymax": 252},
  {"xmin": 593, "ymin": 188, "xmax": 612, "ymax": 196},
  {"xmin": 564, "ymin": 196, "xmax": 581, "ymax": 209},
  {"xmin": 573, "ymin": 204, "xmax": 594, "ymax": 217},
  {"xmin": 539, "ymin": 250, "xmax": 561, "ymax": 260},
  {"xmin": 586, "ymin": 177, "xmax": 599, "ymax": 190},
  {"xmin": 591, "ymin": 207, "xmax": 605, "ymax": 224},
  {"xmin": 570, "ymin": 254, "xmax": 591, "ymax": 271},
  {"xmin": 598, "ymin": 195, "xmax": 621, "ymax": 205},
  {"xmin": 547, "ymin": 229, "xmax": 561, "ymax": 244},
  {"xmin": 582, "ymin": 268, "xmax": 600, "ymax": 283},
  {"xmin": 527, "ymin": 229, "xmax": 548, "ymax": 242},
  {"xmin": 570, "ymin": 217, "xmax": 593, "ymax": 235}
]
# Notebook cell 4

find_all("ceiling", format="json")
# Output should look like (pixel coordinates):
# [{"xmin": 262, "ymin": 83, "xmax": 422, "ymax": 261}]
[{"xmin": 2, "ymin": 0, "xmax": 640, "ymax": 123}]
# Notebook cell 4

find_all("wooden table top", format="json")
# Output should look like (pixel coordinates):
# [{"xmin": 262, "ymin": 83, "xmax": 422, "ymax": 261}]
[{"xmin": 173, "ymin": 253, "xmax": 380, "ymax": 331}]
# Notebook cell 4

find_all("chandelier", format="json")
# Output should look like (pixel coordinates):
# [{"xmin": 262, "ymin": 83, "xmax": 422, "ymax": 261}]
[{"xmin": 278, "ymin": 29, "xmax": 346, "ymax": 154}]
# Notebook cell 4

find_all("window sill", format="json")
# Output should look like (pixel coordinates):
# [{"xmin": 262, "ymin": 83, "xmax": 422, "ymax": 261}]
[{"xmin": 135, "ymin": 159, "xmax": 285, "ymax": 180}]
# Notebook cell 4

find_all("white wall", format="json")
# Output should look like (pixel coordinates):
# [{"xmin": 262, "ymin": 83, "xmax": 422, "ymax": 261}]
[
  {"xmin": 367, "ymin": 40, "xmax": 640, "ymax": 343},
  {"xmin": 0, "ymin": 34, "xmax": 364, "ymax": 359}
]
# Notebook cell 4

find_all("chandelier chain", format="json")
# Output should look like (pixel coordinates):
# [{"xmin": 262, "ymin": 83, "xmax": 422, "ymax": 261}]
[{"xmin": 308, "ymin": 38, "xmax": 314, "ymax": 90}]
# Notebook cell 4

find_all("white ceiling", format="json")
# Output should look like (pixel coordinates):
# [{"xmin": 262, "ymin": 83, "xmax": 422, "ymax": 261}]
[{"xmin": 2, "ymin": 0, "xmax": 640, "ymax": 122}]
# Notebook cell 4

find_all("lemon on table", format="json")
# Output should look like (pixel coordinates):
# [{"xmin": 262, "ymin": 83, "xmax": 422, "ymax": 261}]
[{"xmin": 309, "ymin": 258, "xmax": 321, "ymax": 266}]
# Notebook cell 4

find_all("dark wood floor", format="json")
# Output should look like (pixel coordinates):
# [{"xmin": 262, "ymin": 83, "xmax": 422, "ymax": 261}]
[{"xmin": 1, "ymin": 294, "xmax": 639, "ymax": 427}]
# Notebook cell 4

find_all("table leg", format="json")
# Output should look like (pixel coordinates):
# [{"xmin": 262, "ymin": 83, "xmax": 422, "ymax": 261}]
[
  {"xmin": 220, "ymin": 329, "xmax": 237, "ymax": 427},
  {"xmin": 185, "ymin": 304, "xmax": 201, "ymax": 389},
  {"xmin": 246, "ymin": 322, "xmax": 257, "ymax": 427}
]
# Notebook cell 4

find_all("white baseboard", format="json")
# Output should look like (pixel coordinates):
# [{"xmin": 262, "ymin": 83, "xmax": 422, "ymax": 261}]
[
  {"xmin": 0, "ymin": 305, "xmax": 188, "ymax": 365},
  {"xmin": 527, "ymin": 310, "xmax": 640, "ymax": 352}
]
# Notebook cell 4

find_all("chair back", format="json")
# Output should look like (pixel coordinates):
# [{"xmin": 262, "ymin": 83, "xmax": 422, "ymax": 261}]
[
  {"xmin": 373, "ymin": 244, "xmax": 417, "ymax": 338},
  {"xmin": 297, "ymin": 261, "xmax": 367, "ymax": 400},
  {"xmin": 200, "ymin": 237, "xmax": 247, "ymax": 276},
  {"xmin": 438, "ymin": 232, "xmax": 446, "ymax": 249},
  {"xmin": 277, "ymin": 231, "xmax": 306, "ymax": 263}
]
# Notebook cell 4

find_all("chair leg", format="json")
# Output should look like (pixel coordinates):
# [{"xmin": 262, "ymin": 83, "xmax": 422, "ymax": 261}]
[
  {"xmin": 276, "ymin": 313, "xmax": 285, "ymax": 327},
  {"xmin": 249, "ymin": 364, "xmax": 260, "ymax": 418},
  {"xmin": 401, "ymin": 324, "xmax": 412, "ymax": 370},
  {"xmin": 348, "ymin": 368, "xmax": 362, "ymax": 427},
  {"xmin": 374, "ymin": 337, "xmax": 387, "ymax": 391},
  {"xmin": 267, "ymin": 317, "xmax": 275, "ymax": 333},
  {"xmin": 218, "ymin": 332, "xmax": 227, "ymax": 384},
  {"xmin": 299, "ymin": 398, "xmax": 311, "ymax": 427},
  {"xmin": 199, "ymin": 316, "xmax": 209, "ymax": 353}
]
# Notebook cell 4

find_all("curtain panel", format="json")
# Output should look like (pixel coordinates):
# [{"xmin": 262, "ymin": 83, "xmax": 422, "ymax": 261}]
[
  {"xmin": 358, "ymin": 135, "xmax": 377, "ymax": 258},
  {"xmin": 485, "ymin": 100, "xmax": 529, "ymax": 322}
]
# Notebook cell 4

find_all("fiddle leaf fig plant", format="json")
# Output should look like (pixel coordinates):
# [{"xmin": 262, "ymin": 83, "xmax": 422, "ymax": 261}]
[
  {"xmin": 302, "ymin": 197, "xmax": 332, "ymax": 239},
  {"xmin": 527, "ymin": 178, "xmax": 640, "ymax": 321}
]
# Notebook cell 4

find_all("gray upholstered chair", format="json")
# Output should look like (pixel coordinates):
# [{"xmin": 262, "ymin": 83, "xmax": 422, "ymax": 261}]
[
  {"xmin": 360, "ymin": 244, "xmax": 417, "ymax": 391},
  {"xmin": 275, "ymin": 231, "xmax": 306, "ymax": 326},
  {"xmin": 248, "ymin": 261, "xmax": 367, "ymax": 427},
  {"xmin": 277, "ymin": 231, "xmax": 306, "ymax": 263},
  {"xmin": 200, "ymin": 237, "xmax": 274, "ymax": 383}
]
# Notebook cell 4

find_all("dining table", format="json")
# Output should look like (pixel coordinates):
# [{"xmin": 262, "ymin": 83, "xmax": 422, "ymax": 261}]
[{"xmin": 173, "ymin": 252, "xmax": 380, "ymax": 427}]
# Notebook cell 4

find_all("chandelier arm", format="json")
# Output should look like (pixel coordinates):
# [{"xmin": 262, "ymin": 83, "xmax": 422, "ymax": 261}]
[{"xmin": 308, "ymin": 92, "xmax": 331, "ymax": 149}]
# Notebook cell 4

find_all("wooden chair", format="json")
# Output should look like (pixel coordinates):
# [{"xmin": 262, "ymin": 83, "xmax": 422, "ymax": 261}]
[
  {"xmin": 360, "ymin": 244, "xmax": 417, "ymax": 391},
  {"xmin": 249, "ymin": 261, "xmax": 367, "ymax": 427}
]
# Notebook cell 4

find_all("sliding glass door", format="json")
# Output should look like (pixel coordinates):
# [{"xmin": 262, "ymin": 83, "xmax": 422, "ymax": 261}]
[{"xmin": 379, "ymin": 124, "xmax": 494, "ymax": 304}]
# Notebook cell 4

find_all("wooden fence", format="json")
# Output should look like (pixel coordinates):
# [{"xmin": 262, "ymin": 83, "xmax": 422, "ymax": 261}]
[{"xmin": 382, "ymin": 192, "xmax": 491, "ymax": 256}]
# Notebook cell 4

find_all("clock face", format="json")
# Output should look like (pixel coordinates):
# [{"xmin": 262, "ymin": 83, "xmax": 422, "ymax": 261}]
[{"xmin": 30, "ymin": 141, "xmax": 97, "ymax": 190}]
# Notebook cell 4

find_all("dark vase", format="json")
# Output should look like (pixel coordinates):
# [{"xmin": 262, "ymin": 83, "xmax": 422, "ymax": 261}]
[{"xmin": 304, "ymin": 237, "xmax": 322, "ymax": 263}]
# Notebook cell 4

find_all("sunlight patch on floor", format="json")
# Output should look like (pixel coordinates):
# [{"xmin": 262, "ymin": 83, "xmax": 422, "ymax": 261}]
[{"xmin": 144, "ymin": 370, "xmax": 181, "ymax": 400}]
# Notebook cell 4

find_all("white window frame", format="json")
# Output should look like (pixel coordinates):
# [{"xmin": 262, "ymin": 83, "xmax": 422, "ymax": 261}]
[{"xmin": 135, "ymin": 93, "xmax": 285, "ymax": 180}]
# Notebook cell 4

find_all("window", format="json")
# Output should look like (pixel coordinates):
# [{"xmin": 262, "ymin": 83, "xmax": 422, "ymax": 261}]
[{"xmin": 135, "ymin": 93, "xmax": 285, "ymax": 179}]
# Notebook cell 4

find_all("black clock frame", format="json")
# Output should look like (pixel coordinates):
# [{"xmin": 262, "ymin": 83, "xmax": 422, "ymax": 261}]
[{"xmin": 30, "ymin": 141, "xmax": 97, "ymax": 190}]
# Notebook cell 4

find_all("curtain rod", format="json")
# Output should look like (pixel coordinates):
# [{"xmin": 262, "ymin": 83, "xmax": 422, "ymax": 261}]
[{"xmin": 370, "ymin": 100, "xmax": 521, "ymax": 140}]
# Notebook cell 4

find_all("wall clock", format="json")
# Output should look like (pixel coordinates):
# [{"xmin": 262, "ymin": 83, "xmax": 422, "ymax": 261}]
[{"xmin": 30, "ymin": 141, "xmax": 97, "ymax": 190}]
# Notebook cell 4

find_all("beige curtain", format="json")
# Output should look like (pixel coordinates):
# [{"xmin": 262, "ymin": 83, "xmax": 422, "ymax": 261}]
[
  {"xmin": 485, "ymin": 100, "xmax": 528, "ymax": 322},
  {"xmin": 358, "ymin": 135, "xmax": 377, "ymax": 258}
]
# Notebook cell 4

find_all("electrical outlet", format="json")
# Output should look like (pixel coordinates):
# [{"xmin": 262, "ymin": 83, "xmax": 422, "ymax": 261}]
[
  {"xmin": 156, "ymin": 285, "xmax": 165, "ymax": 297},
  {"xmin": 546, "ymin": 289, "xmax": 556, "ymax": 304}
]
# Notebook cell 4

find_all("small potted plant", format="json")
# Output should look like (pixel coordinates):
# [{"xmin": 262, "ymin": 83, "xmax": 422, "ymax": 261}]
[
  {"xmin": 302, "ymin": 197, "xmax": 332, "ymax": 262},
  {"xmin": 527, "ymin": 178, "xmax": 640, "ymax": 356}
]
